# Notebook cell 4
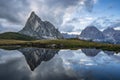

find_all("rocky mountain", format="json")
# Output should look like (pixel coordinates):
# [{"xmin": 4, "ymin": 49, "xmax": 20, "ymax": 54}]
[
  {"xmin": 103, "ymin": 27, "xmax": 120, "ymax": 44},
  {"xmin": 79, "ymin": 26, "xmax": 120, "ymax": 44},
  {"xmin": 103, "ymin": 27, "xmax": 115, "ymax": 37},
  {"xmin": 112, "ymin": 31, "xmax": 120, "ymax": 44},
  {"xmin": 79, "ymin": 26, "xmax": 105, "ymax": 42},
  {"xmin": 103, "ymin": 27, "xmax": 116, "ymax": 43},
  {"xmin": 88, "ymin": 17, "xmax": 120, "ymax": 44},
  {"xmin": 19, "ymin": 12, "xmax": 63, "ymax": 39},
  {"xmin": 19, "ymin": 48, "xmax": 59, "ymax": 71}
]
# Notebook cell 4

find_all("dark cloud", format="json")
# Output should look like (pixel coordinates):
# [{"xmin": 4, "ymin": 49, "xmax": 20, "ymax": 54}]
[
  {"xmin": 0, "ymin": 0, "xmax": 95, "ymax": 33},
  {"xmin": 0, "ymin": 0, "xmax": 30, "ymax": 24},
  {"xmin": 0, "ymin": 22, "xmax": 22, "ymax": 33},
  {"xmin": 46, "ymin": 0, "xmax": 79, "ymax": 8},
  {"xmin": 66, "ymin": 18, "xmax": 80, "ymax": 23},
  {"xmin": 60, "ymin": 25, "xmax": 75, "ymax": 32}
]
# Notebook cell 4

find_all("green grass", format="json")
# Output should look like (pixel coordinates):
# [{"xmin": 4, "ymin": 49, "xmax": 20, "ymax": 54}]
[
  {"xmin": 0, "ymin": 39, "xmax": 120, "ymax": 52},
  {"xmin": 0, "ymin": 32, "xmax": 35, "ymax": 40}
]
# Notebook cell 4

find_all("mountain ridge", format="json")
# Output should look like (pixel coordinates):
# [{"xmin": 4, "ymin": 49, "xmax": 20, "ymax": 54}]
[
  {"xmin": 79, "ymin": 26, "xmax": 120, "ymax": 44},
  {"xmin": 79, "ymin": 26, "xmax": 105, "ymax": 42}
]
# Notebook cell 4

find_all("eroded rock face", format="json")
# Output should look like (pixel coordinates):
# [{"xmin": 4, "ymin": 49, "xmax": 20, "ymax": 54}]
[
  {"xmin": 79, "ymin": 26, "xmax": 120, "ymax": 44},
  {"xmin": 19, "ymin": 12, "xmax": 63, "ymax": 39},
  {"xmin": 79, "ymin": 26, "xmax": 105, "ymax": 41},
  {"xmin": 18, "ymin": 48, "xmax": 59, "ymax": 71},
  {"xmin": 103, "ymin": 27, "xmax": 116, "ymax": 43},
  {"xmin": 103, "ymin": 27, "xmax": 115, "ymax": 37},
  {"xmin": 103, "ymin": 27, "xmax": 120, "ymax": 44}
]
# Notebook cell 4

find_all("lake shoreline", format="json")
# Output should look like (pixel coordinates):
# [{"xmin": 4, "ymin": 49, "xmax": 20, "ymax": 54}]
[{"xmin": 0, "ymin": 39, "xmax": 120, "ymax": 52}]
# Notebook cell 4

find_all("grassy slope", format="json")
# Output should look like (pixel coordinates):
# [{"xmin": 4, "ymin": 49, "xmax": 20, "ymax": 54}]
[
  {"xmin": 0, "ymin": 39, "xmax": 120, "ymax": 52},
  {"xmin": 0, "ymin": 32, "xmax": 35, "ymax": 40}
]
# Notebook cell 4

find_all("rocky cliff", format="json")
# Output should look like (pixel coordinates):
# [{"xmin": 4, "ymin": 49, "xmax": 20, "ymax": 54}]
[
  {"xmin": 19, "ymin": 12, "xmax": 63, "ymax": 39},
  {"xmin": 103, "ymin": 27, "xmax": 120, "ymax": 44},
  {"xmin": 79, "ymin": 26, "xmax": 105, "ymax": 42},
  {"xmin": 79, "ymin": 26, "xmax": 120, "ymax": 44}
]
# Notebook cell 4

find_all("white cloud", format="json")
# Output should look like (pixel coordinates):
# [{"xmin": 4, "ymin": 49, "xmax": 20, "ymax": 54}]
[
  {"xmin": 93, "ymin": 0, "xmax": 98, "ymax": 4},
  {"xmin": 0, "ymin": 0, "xmax": 97, "ymax": 33},
  {"xmin": 61, "ymin": 15, "xmax": 95, "ymax": 33}
]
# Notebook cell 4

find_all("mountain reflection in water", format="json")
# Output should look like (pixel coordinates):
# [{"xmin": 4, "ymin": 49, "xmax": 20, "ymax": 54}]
[
  {"xmin": 18, "ymin": 48, "xmax": 59, "ymax": 71},
  {"xmin": 81, "ymin": 49, "xmax": 115, "ymax": 57},
  {"xmin": 0, "ymin": 48, "xmax": 120, "ymax": 80}
]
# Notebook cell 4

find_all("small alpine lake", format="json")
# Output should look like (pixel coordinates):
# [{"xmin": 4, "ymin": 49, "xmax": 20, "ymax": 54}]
[{"xmin": 0, "ymin": 47, "xmax": 120, "ymax": 80}]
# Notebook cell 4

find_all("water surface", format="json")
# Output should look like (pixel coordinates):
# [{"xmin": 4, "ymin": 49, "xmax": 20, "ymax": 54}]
[{"xmin": 0, "ymin": 48, "xmax": 120, "ymax": 80}]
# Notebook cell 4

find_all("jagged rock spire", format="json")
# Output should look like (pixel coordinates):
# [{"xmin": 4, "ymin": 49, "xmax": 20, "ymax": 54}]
[{"xmin": 19, "ymin": 11, "xmax": 63, "ymax": 39}]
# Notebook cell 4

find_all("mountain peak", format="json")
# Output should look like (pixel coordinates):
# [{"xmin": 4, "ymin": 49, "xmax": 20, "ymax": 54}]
[
  {"xmin": 80, "ymin": 26, "xmax": 105, "ymax": 41},
  {"xmin": 28, "ymin": 11, "xmax": 41, "ymax": 21},
  {"xmin": 30, "ymin": 11, "xmax": 36, "ymax": 17},
  {"xmin": 31, "ymin": 11, "xmax": 35, "ymax": 15},
  {"xmin": 86, "ymin": 25, "xmax": 96, "ymax": 28},
  {"xmin": 19, "ymin": 12, "xmax": 63, "ymax": 39},
  {"xmin": 103, "ymin": 27, "xmax": 115, "ymax": 36},
  {"xmin": 84, "ymin": 26, "xmax": 99, "ymax": 31}
]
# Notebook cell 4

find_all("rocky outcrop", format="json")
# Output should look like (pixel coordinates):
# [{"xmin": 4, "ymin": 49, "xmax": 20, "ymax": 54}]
[
  {"xmin": 79, "ymin": 26, "xmax": 120, "ymax": 44},
  {"xmin": 19, "ymin": 12, "xmax": 63, "ymax": 39},
  {"xmin": 103, "ymin": 27, "xmax": 115, "ymax": 37},
  {"xmin": 79, "ymin": 26, "xmax": 105, "ymax": 42},
  {"xmin": 103, "ymin": 27, "xmax": 120, "ymax": 44}
]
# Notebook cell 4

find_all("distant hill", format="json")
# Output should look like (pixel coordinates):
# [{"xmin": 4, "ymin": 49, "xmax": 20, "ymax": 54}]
[{"xmin": 0, "ymin": 32, "xmax": 35, "ymax": 40}]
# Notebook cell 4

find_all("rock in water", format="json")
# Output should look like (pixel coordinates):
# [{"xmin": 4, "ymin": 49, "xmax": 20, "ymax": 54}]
[
  {"xmin": 19, "ymin": 12, "xmax": 63, "ymax": 39},
  {"xmin": 79, "ymin": 26, "xmax": 105, "ymax": 41}
]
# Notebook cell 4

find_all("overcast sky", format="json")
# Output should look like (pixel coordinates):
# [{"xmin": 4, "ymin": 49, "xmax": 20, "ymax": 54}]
[{"xmin": 0, "ymin": 0, "xmax": 120, "ymax": 34}]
